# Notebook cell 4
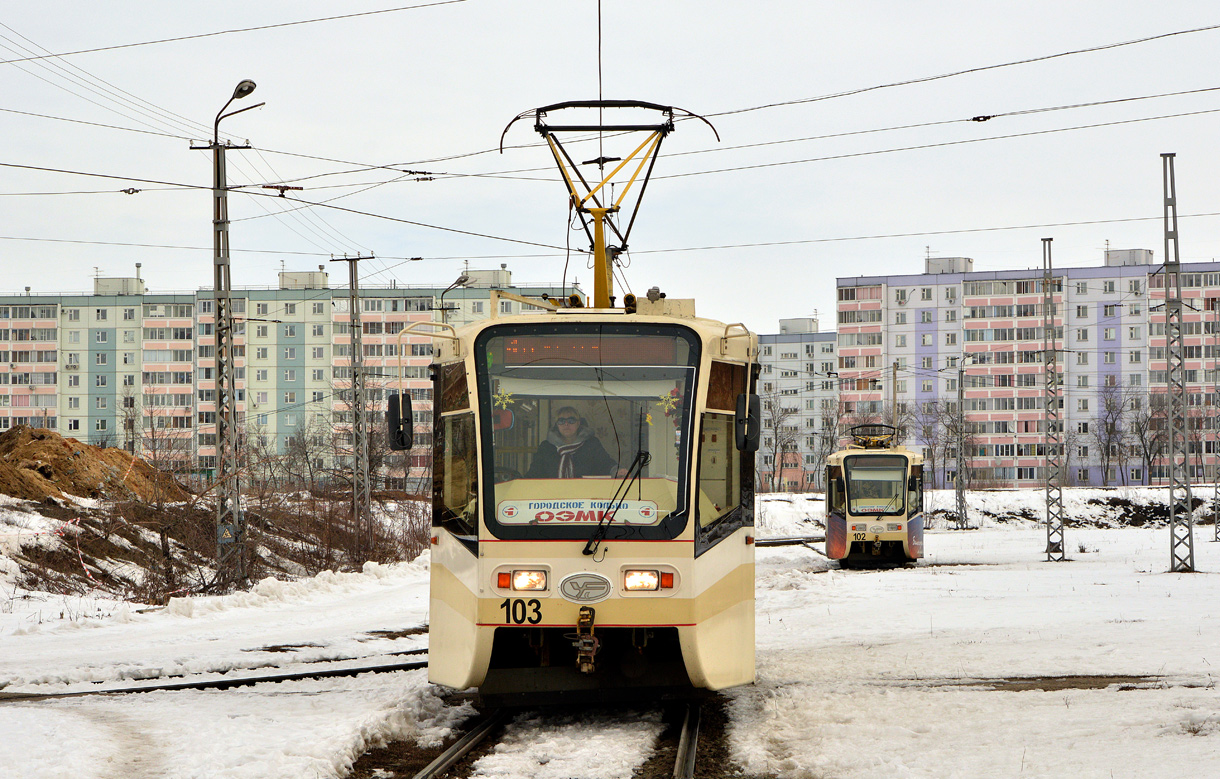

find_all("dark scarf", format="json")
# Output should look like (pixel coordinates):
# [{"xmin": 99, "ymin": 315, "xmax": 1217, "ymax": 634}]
[{"xmin": 556, "ymin": 440, "xmax": 583, "ymax": 478}]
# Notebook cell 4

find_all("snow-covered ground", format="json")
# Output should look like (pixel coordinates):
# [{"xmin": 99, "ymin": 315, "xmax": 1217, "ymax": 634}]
[{"xmin": 1, "ymin": 491, "xmax": 1218, "ymax": 778}]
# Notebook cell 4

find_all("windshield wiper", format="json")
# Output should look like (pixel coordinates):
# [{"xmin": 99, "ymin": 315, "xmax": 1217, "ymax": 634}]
[{"xmin": 582, "ymin": 449, "xmax": 651, "ymax": 557}]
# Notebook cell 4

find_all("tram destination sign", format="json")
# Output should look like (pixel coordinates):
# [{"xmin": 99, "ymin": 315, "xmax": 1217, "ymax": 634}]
[{"xmin": 497, "ymin": 499, "xmax": 659, "ymax": 525}]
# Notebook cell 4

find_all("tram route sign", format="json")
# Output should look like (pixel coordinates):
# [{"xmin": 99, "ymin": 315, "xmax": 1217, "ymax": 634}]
[{"xmin": 497, "ymin": 499, "xmax": 659, "ymax": 525}]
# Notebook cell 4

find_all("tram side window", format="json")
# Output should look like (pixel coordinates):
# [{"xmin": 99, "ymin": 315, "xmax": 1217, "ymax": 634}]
[
  {"xmin": 827, "ymin": 465, "xmax": 846, "ymax": 515},
  {"xmin": 908, "ymin": 465, "xmax": 924, "ymax": 515},
  {"xmin": 434, "ymin": 412, "xmax": 478, "ymax": 539},
  {"xmin": 696, "ymin": 412, "xmax": 740, "ymax": 528}
]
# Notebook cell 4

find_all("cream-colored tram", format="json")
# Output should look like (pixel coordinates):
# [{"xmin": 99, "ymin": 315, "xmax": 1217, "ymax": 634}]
[
  {"xmin": 825, "ymin": 424, "xmax": 925, "ymax": 567},
  {"xmin": 387, "ymin": 100, "xmax": 760, "ymax": 704}
]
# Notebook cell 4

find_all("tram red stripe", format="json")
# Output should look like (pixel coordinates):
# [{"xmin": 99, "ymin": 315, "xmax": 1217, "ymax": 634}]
[
  {"xmin": 480, "ymin": 538, "xmax": 694, "ymax": 543},
  {"xmin": 476, "ymin": 622, "xmax": 696, "ymax": 628}
]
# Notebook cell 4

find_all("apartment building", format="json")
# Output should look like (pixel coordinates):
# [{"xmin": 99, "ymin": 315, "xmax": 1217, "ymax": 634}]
[
  {"xmin": 0, "ymin": 265, "xmax": 578, "ymax": 490},
  {"xmin": 757, "ymin": 317, "xmax": 838, "ymax": 491},
  {"xmin": 835, "ymin": 249, "xmax": 1220, "ymax": 488}
]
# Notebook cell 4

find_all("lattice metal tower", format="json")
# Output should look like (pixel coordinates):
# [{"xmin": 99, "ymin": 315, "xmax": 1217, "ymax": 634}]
[
  {"xmin": 1162, "ymin": 153, "xmax": 1195, "ymax": 572},
  {"xmin": 1042, "ymin": 238, "xmax": 1066, "ymax": 561},
  {"xmin": 332, "ymin": 255, "xmax": 373, "ymax": 561}
]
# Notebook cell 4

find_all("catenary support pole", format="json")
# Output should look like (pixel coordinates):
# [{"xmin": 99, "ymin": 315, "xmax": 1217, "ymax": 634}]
[
  {"xmin": 1162, "ymin": 153, "xmax": 1195, "ymax": 572},
  {"xmin": 1042, "ymin": 238, "xmax": 1066, "ymax": 561},
  {"xmin": 331, "ymin": 254, "xmax": 375, "ymax": 562}
]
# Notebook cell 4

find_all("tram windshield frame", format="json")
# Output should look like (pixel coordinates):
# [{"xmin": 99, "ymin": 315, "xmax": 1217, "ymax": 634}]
[
  {"xmin": 843, "ymin": 454, "xmax": 908, "ymax": 517},
  {"xmin": 473, "ymin": 321, "xmax": 701, "ymax": 541}
]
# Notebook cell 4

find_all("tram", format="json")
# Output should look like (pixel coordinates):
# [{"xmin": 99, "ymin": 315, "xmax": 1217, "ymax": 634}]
[
  {"xmin": 387, "ymin": 101, "xmax": 759, "ymax": 704},
  {"xmin": 825, "ymin": 424, "xmax": 925, "ymax": 566}
]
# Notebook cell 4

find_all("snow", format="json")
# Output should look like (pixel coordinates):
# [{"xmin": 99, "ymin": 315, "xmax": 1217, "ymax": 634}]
[{"xmin": 1, "ymin": 490, "xmax": 1219, "ymax": 777}]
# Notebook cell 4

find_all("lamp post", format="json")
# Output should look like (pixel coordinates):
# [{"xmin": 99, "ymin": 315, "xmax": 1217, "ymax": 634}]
[
  {"xmin": 201, "ymin": 80, "xmax": 263, "ymax": 586},
  {"xmin": 440, "ymin": 273, "xmax": 472, "ymax": 324}
]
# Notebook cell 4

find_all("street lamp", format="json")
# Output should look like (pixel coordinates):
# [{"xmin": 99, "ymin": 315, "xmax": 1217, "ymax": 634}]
[
  {"xmin": 203, "ymin": 79, "xmax": 263, "ymax": 585},
  {"xmin": 440, "ymin": 273, "xmax": 472, "ymax": 324}
]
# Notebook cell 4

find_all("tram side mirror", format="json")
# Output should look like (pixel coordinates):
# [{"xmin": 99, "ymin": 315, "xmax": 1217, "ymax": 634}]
[
  {"xmin": 387, "ymin": 392, "xmax": 413, "ymax": 451},
  {"xmin": 735, "ymin": 393, "xmax": 761, "ymax": 452}
]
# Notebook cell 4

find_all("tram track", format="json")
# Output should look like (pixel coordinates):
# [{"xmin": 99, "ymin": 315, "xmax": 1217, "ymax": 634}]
[
  {"xmin": 0, "ymin": 650, "xmax": 429, "ymax": 703},
  {"xmin": 351, "ymin": 696, "xmax": 727, "ymax": 779}
]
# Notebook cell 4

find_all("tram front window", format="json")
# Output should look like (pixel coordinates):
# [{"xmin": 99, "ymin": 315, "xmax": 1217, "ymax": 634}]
[
  {"xmin": 844, "ymin": 455, "xmax": 906, "ymax": 516},
  {"xmin": 476, "ymin": 324, "xmax": 699, "ymax": 539}
]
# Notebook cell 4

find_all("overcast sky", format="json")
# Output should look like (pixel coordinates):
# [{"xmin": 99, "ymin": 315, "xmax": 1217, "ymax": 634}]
[{"xmin": 3, "ymin": 1, "xmax": 1220, "ymax": 333}]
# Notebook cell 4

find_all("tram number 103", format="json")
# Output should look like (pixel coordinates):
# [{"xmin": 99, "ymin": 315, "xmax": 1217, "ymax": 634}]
[{"xmin": 500, "ymin": 598, "xmax": 543, "ymax": 625}]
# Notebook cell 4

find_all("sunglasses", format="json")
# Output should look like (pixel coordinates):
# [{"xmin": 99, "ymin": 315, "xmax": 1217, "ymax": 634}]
[{"xmin": 556, "ymin": 416, "xmax": 579, "ymax": 425}]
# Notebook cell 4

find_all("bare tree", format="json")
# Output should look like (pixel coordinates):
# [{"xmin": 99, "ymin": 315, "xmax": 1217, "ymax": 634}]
[
  {"xmin": 761, "ymin": 391, "xmax": 800, "ymax": 492},
  {"xmin": 1091, "ymin": 383, "xmax": 1127, "ymax": 487},
  {"xmin": 1129, "ymin": 391, "xmax": 1167, "ymax": 484}
]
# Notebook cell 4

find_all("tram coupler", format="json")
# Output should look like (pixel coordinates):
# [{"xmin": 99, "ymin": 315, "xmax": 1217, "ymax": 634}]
[
  {"xmin": 573, "ymin": 606, "xmax": 599, "ymax": 674},
  {"xmin": 872, "ymin": 537, "xmax": 882, "ymax": 556}
]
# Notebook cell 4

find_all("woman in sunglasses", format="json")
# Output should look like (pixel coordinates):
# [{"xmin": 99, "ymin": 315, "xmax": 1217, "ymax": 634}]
[{"xmin": 526, "ymin": 405, "xmax": 627, "ymax": 478}]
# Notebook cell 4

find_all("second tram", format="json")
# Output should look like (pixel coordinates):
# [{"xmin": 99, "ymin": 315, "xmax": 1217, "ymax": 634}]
[{"xmin": 825, "ymin": 425, "xmax": 925, "ymax": 566}]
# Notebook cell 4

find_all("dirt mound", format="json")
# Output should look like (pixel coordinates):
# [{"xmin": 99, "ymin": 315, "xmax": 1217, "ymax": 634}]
[{"xmin": 0, "ymin": 425, "xmax": 189, "ymax": 504}]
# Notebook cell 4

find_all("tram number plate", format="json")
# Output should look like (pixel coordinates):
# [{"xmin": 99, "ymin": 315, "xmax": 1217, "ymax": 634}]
[
  {"xmin": 500, "ymin": 598, "xmax": 543, "ymax": 625},
  {"xmin": 853, "ymin": 532, "xmax": 867, "ymax": 541}
]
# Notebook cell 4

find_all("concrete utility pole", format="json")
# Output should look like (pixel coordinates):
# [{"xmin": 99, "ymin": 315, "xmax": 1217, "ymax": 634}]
[
  {"xmin": 331, "ymin": 254, "xmax": 375, "ymax": 561},
  {"xmin": 1042, "ymin": 238, "xmax": 1066, "ymax": 561},
  {"xmin": 193, "ymin": 80, "xmax": 263, "ymax": 587},
  {"xmin": 1213, "ymin": 298, "xmax": 1220, "ymax": 542},
  {"xmin": 891, "ymin": 360, "xmax": 899, "ymax": 428},
  {"xmin": 955, "ymin": 356, "xmax": 968, "ymax": 530},
  {"xmin": 1162, "ymin": 153, "xmax": 1195, "ymax": 572}
]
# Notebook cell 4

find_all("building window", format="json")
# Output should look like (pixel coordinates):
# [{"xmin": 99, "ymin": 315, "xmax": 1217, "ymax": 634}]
[
  {"xmin": 284, "ymin": 369, "xmax": 297, "ymax": 382},
  {"xmin": 1104, "ymin": 351, "xmax": 1115, "ymax": 364},
  {"xmin": 256, "ymin": 303, "xmax": 269, "ymax": 315},
  {"xmin": 921, "ymin": 334, "xmax": 932, "ymax": 346},
  {"xmin": 283, "ymin": 347, "xmax": 297, "ymax": 360},
  {"xmin": 312, "ymin": 347, "xmax": 325, "ymax": 359},
  {"xmin": 313, "ymin": 302, "xmax": 325, "ymax": 315},
  {"xmin": 256, "ymin": 348, "xmax": 268, "ymax": 360},
  {"xmin": 1104, "ymin": 328, "xmax": 1116, "ymax": 340},
  {"xmin": 1076, "ymin": 329, "xmax": 1088, "ymax": 341},
  {"xmin": 256, "ymin": 325, "xmax": 268, "ymax": 338},
  {"xmin": 1076, "ymin": 305, "xmax": 1088, "ymax": 318},
  {"xmin": 1078, "ymin": 398, "xmax": 1089, "ymax": 412},
  {"xmin": 1128, "ymin": 326, "xmax": 1141, "ymax": 340},
  {"xmin": 895, "ymin": 312, "xmax": 907, "ymax": 324},
  {"xmin": 285, "ymin": 304, "xmax": 297, "ymax": 315},
  {"xmin": 1103, "ymin": 281, "xmax": 1116, "ymax": 293},
  {"xmin": 1076, "ymin": 352, "xmax": 1088, "ymax": 365},
  {"xmin": 312, "ymin": 324, "xmax": 325, "ymax": 337},
  {"xmin": 312, "ymin": 369, "xmax": 325, "ymax": 381},
  {"xmin": 920, "ymin": 288, "xmax": 932, "ymax": 301},
  {"xmin": 66, "ymin": 309, "xmax": 80, "ymax": 321},
  {"xmin": 945, "ymin": 333, "xmax": 956, "ymax": 345},
  {"xmin": 284, "ymin": 392, "xmax": 297, "ymax": 404},
  {"xmin": 1077, "ymin": 468, "xmax": 1089, "ymax": 482},
  {"xmin": 895, "ymin": 335, "xmax": 907, "ymax": 348},
  {"xmin": 96, "ymin": 397, "xmax": 107, "ymax": 409},
  {"xmin": 95, "ymin": 353, "xmax": 107, "ymax": 365},
  {"xmin": 921, "ymin": 311, "xmax": 933, "ymax": 323},
  {"xmin": 284, "ymin": 325, "xmax": 297, "ymax": 337},
  {"xmin": 256, "ymin": 369, "xmax": 268, "ymax": 381},
  {"xmin": 95, "ymin": 309, "xmax": 108, "ymax": 321},
  {"xmin": 1075, "ymin": 282, "xmax": 1087, "ymax": 294},
  {"xmin": 95, "ymin": 419, "xmax": 108, "ymax": 431},
  {"xmin": 1130, "ymin": 350, "xmax": 1141, "ymax": 363},
  {"xmin": 95, "ymin": 331, "xmax": 108, "ymax": 343}
]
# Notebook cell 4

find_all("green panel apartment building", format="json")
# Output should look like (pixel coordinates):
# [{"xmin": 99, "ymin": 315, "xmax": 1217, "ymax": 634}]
[{"xmin": 0, "ymin": 266, "xmax": 578, "ymax": 491}]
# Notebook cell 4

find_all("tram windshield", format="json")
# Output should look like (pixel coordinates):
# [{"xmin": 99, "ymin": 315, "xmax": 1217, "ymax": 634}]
[
  {"xmin": 475, "ymin": 323, "xmax": 699, "ymax": 539},
  {"xmin": 844, "ymin": 455, "xmax": 907, "ymax": 516}
]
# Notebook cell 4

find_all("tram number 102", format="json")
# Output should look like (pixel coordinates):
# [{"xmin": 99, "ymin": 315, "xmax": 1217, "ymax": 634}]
[
  {"xmin": 853, "ymin": 532, "xmax": 868, "ymax": 541},
  {"xmin": 500, "ymin": 598, "xmax": 543, "ymax": 625}
]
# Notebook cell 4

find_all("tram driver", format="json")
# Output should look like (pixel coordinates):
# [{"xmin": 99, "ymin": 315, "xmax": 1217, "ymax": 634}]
[{"xmin": 526, "ymin": 405, "xmax": 629, "ymax": 478}]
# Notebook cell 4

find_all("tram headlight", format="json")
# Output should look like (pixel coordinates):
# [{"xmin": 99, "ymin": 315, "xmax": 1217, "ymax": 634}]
[
  {"xmin": 624, "ymin": 570, "xmax": 660, "ymax": 590},
  {"xmin": 509, "ymin": 570, "xmax": 548, "ymax": 591}
]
